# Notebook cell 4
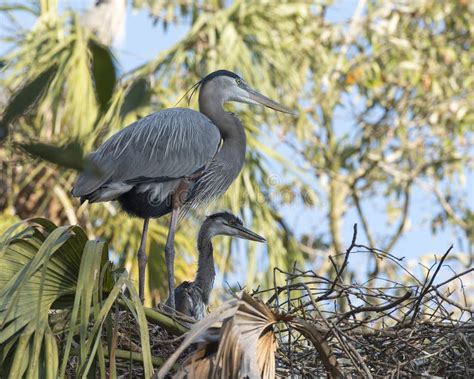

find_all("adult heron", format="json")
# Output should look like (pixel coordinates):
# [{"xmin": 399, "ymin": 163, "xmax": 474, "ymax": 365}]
[
  {"xmin": 72, "ymin": 69, "xmax": 294, "ymax": 307},
  {"xmin": 169, "ymin": 212, "xmax": 265, "ymax": 320}
]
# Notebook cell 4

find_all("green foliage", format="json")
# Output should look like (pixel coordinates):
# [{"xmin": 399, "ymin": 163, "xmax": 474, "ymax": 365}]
[
  {"xmin": 120, "ymin": 78, "xmax": 150, "ymax": 119},
  {"xmin": 89, "ymin": 39, "xmax": 117, "ymax": 111},
  {"xmin": 0, "ymin": 65, "xmax": 57, "ymax": 141},
  {"xmin": 18, "ymin": 140, "xmax": 89, "ymax": 172},
  {"xmin": 0, "ymin": 218, "xmax": 154, "ymax": 378}
]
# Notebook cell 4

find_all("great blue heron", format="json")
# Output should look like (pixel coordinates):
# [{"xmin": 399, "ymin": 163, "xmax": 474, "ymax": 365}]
[
  {"xmin": 72, "ymin": 69, "xmax": 294, "ymax": 307},
  {"xmin": 168, "ymin": 212, "xmax": 265, "ymax": 320}
]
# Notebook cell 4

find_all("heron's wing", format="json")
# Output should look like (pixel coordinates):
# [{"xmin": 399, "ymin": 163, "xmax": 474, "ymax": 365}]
[
  {"xmin": 72, "ymin": 108, "xmax": 221, "ymax": 196},
  {"xmin": 173, "ymin": 282, "xmax": 206, "ymax": 320}
]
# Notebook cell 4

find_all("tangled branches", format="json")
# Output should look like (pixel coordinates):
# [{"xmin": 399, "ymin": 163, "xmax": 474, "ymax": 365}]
[{"xmin": 253, "ymin": 225, "xmax": 473, "ymax": 378}]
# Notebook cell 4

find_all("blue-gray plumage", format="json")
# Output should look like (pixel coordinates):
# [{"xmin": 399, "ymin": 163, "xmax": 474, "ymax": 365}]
[
  {"xmin": 169, "ymin": 212, "xmax": 266, "ymax": 320},
  {"xmin": 72, "ymin": 69, "xmax": 295, "ymax": 307}
]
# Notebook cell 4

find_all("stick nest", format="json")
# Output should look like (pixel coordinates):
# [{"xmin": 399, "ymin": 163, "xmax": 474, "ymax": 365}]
[{"xmin": 254, "ymin": 226, "xmax": 473, "ymax": 377}]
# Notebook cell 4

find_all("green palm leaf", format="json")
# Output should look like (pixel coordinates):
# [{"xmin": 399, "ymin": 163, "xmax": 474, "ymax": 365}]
[{"xmin": 0, "ymin": 219, "xmax": 153, "ymax": 378}]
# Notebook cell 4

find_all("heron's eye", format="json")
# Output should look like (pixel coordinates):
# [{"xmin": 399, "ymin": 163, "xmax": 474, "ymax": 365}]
[{"xmin": 235, "ymin": 78, "xmax": 242, "ymax": 85}]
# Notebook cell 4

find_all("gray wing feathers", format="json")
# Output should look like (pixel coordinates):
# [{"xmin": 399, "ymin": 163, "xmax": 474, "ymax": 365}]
[
  {"xmin": 172, "ymin": 282, "xmax": 206, "ymax": 320},
  {"xmin": 73, "ymin": 108, "xmax": 221, "ymax": 196}
]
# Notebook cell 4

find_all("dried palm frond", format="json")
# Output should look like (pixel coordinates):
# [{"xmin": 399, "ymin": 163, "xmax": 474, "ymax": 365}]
[
  {"xmin": 157, "ymin": 293, "xmax": 276, "ymax": 378},
  {"xmin": 157, "ymin": 292, "xmax": 342, "ymax": 379}
]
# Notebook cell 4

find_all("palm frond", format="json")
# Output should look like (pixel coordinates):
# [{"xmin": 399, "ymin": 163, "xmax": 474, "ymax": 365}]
[
  {"xmin": 158, "ymin": 292, "xmax": 279, "ymax": 378},
  {"xmin": 0, "ymin": 218, "xmax": 153, "ymax": 378}
]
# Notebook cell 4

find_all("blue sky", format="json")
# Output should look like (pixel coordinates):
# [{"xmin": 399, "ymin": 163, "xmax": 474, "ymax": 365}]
[{"xmin": 1, "ymin": 1, "xmax": 471, "ymax": 278}]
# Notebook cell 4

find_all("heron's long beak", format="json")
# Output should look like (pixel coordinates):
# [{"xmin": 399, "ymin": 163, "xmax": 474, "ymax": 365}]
[
  {"xmin": 230, "ymin": 223, "xmax": 266, "ymax": 243},
  {"xmin": 242, "ymin": 83, "xmax": 297, "ymax": 115}
]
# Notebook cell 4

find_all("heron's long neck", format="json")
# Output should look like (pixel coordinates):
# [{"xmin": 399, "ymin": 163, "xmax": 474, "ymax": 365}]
[
  {"xmin": 194, "ymin": 229, "xmax": 215, "ymax": 304},
  {"xmin": 199, "ymin": 96, "xmax": 246, "ymax": 169}
]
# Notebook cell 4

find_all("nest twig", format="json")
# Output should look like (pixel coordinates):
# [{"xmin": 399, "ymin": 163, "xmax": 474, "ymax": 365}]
[{"xmin": 252, "ymin": 225, "xmax": 473, "ymax": 378}]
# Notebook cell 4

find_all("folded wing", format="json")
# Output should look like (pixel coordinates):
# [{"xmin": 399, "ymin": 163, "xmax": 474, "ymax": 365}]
[{"xmin": 72, "ymin": 108, "xmax": 221, "ymax": 200}]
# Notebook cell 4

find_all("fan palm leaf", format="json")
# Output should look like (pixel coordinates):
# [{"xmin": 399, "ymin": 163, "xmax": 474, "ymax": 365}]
[{"xmin": 0, "ymin": 218, "xmax": 153, "ymax": 378}]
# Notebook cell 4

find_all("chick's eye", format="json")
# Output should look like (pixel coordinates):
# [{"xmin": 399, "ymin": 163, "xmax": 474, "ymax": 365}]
[{"xmin": 236, "ymin": 78, "xmax": 241, "ymax": 85}]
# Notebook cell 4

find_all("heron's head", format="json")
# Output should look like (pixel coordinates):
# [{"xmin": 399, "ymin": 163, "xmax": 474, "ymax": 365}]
[
  {"xmin": 202, "ymin": 211, "xmax": 266, "ymax": 243},
  {"xmin": 196, "ymin": 70, "xmax": 296, "ymax": 115}
]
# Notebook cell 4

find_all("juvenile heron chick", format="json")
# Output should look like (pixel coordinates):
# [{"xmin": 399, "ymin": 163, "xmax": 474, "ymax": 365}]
[{"xmin": 168, "ymin": 212, "xmax": 266, "ymax": 320}]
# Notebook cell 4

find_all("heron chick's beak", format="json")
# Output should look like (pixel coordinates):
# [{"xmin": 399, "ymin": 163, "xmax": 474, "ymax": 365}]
[
  {"xmin": 242, "ymin": 83, "xmax": 297, "ymax": 116},
  {"xmin": 231, "ymin": 223, "xmax": 267, "ymax": 243}
]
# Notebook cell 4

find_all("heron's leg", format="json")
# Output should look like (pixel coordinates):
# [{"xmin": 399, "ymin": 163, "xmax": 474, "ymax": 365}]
[
  {"xmin": 138, "ymin": 218, "xmax": 149, "ymax": 303},
  {"xmin": 165, "ymin": 207, "xmax": 179, "ymax": 309}
]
